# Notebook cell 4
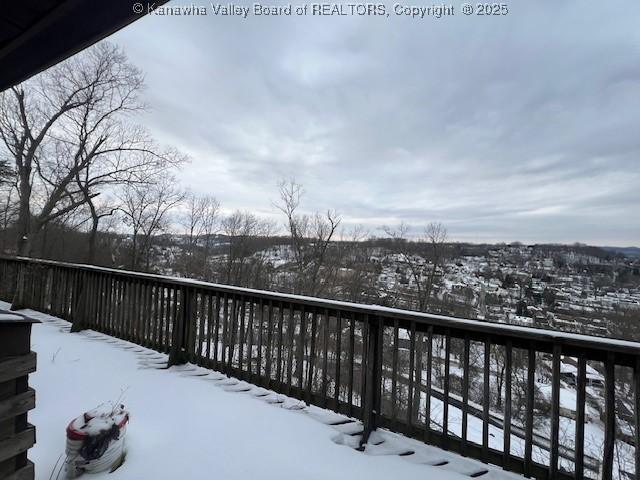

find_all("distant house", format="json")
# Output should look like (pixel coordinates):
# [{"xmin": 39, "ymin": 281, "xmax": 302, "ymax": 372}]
[{"xmin": 560, "ymin": 356, "xmax": 605, "ymax": 388}]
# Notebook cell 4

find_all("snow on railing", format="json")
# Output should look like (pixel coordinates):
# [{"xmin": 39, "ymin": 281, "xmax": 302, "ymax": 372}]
[{"xmin": 1, "ymin": 255, "xmax": 639, "ymax": 480}]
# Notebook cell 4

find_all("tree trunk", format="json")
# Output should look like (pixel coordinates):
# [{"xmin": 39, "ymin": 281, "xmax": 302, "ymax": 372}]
[
  {"xmin": 87, "ymin": 199, "xmax": 100, "ymax": 263},
  {"xmin": 131, "ymin": 234, "xmax": 138, "ymax": 270},
  {"xmin": 15, "ymin": 200, "xmax": 30, "ymax": 256},
  {"xmin": 88, "ymin": 219, "xmax": 99, "ymax": 263}
]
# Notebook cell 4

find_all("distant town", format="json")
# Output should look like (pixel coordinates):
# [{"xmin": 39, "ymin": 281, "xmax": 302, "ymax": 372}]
[{"xmin": 133, "ymin": 235, "xmax": 640, "ymax": 341}]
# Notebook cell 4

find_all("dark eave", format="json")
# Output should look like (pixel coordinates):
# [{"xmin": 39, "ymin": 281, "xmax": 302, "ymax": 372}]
[{"xmin": 0, "ymin": 0, "xmax": 167, "ymax": 92}]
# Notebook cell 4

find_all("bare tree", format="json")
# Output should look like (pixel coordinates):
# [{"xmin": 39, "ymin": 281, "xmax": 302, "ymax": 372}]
[
  {"xmin": 337, "ymin": 226, "xmax": 380, "ymax": 303},
  {"xmin": 218, "ymin": 210, "xmax": 274, "ymax": 287},
  {"xmin": 424, "ymin": 222, "xmax": 448, "ymax": 308},
  {"xmin": 180, "ymin": 192, "xmax": 220, "ymax": 278},
  {"xmin": 118, "ymin": 175, "xmax": 185, "ymax": 271},
  {"xmin": 383, "ymin": 221, "xmax": 448, "ymax": 312},
  {"xmin": 0, "ymin": 41, "xmax": 180, "ymax": 258},
  {"xmin": 0, "ymin": 165, "xmax": 17, "ymax": 252},
  {"xmin": 275, "ymin": 179, "xmax": 341, "ymax": 296}
]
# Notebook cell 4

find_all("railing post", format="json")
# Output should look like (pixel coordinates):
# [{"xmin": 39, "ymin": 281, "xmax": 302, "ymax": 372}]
[
  {"xmin": 359, "ymin": 314, "xmax": 383, "ymax": 449},
  {"xmin": 169, "ymin": 286, "xmax": 191, "ymax": 366}
]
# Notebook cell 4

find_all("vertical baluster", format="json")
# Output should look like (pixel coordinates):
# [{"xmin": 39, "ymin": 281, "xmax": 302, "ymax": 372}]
[
  {"xmin": 391, "ymin": 319, "xmax": 399, "ymax": 431},
  {"xmin": 62, "ymin": 269, "xmax": 70, "ymax": 318},
  {"xmin": 86, "ymin": 273, "xmax": 94, "ymax": 328},
  {"xmin": 247, "ymin": 300, "xmax": 254, "ymax": 378},
  {"xmin": 407, "ymin": 321, "xmax": 416, "ymax": 432},
  {"xmin": 182, "ymin": 288, "xmax": 194, "ymax": 362},
  {"xmin": 575, "ymin": 355, "xmax": 586, "ymax": 480},
  {"xmin": 424, "ymin": 325, "xmax": 433, "ymax": 444},
  {"xmin": 113, "ymin": 277, "xmax": 124, "ymax": 338},
  {"xmin": 462, "ymin": 334, "xmax": 470, "ymax": 456},
  {"xmin": 348, "ymin": 315, "xmax": 355, "ymax": 417},
  {"xmin": 109, "ymin": 276, "xmax": 116, "ymax": 334},
  {"xmin": 602, "ymin": 353, "xmax": 616, "ymax": 480},
  {"xmin": 307, "ymin": 308, "xmax": 318, "ymax": 403},
  {"xmin": 124, "ymin": 280, "xmax": 131, "ymax": 341},
  {"xmin": 121, "ymin": 279, "xmax": 128, "ymax": 340},
  {"xmin": 157, "ymin": 284, "xmax": 164, "ymax": 349},
  {"xmin": 152, "ymin": 283, "xmax": 159, "ymax": 349},
  {"xmin": 95, "ymin": 273, "xmax": 101, "ymax": 327},
  {"xmin": 228, "ymin": 294, "xmax": 236, "ymax": 370},
  {"xmin": 135, "ymin": 280, "xmax": 142, "ymax": 344},
  {"xmin": 106, "ymin": 276, "xmax": 114, "ymax": 335},
  {"xmin": 503, "ymin": 339, "xmax": 512, "ymax": 468},
  {"xmin": 96, "ymin": 275, "xmax": 103, "ymax": 330},
  {"xmin": 257, "ymin": 299, "xmax": 264, "ymax": 381},
  {"xmin": 141, "ymin": 281, "xmax": 149, "ymax": 347},
  {"xmin": 443, "ymin": 329, "xmax": 451, "ymax": 449},
  {"xmin": 149, "ymin": 280, "xmax": 160, "ymax": 350},
  {"xmin": 375, "ymin": 315, "xmax": 384, "ymax": 426},
  {"xmin": 146, "ymin": 282, "xmax": 154, "ymax": 348},
  {"xmin": 171, "ymin": 287, "xmax": 179, "ymax": 352},
  {"xmin": 213, "ymin": 293, "xmax": 221, "ymax": 367},
  {"xmin": 87, "ymin": 273, "xmax": 95, "ymax": 326},
  {"xmin": 148, "ymin": 282, "xmax": 156, "ymax": 347},
  {"xmin": 163, "ymin": 287, "xmax": 170, "ymax": 352},
  {"xmin": 60, "ymin": 268, "xmax": 66, "ymax": 316},
  {"xmin": 266, "ymin": 300, "xmax": 274, "ymax": 385},
  {"xmin": 156, "ymin": 284, "xmax": 163, "ymax": 349},
  {"xmin": 114, "ymin": 279, "xmax": 121, "ymax": 338},
  {"xmin": 156, "ymin": 284, "xmax": 163, "ymax": 350},
  {"xmin": 221, "ymin": 293, "xmax": 228, "ymax": 367},
  {"xmin": 482, "ymin": 337, "xmax": 490, "ymax": 462},
  {"xmin": 238, "ymin": 296, "xmax": 246, "ymax": 371},
  {"xmin": 298, "ymin": 306, "xmax": 307, "ymax": 391},
  {"xmin": 634, "ymin": 357, "xmax": 640, "ymax": 480},
  {"xmin": 321, "ymin": 308, "xmax": 329, "ymax": 408},
  {"xmin": 550, "ymin": 344, "xmax": 561, "ymax": 477},
  {"xmin": 360, "ymin": 315, "xmax": 369, "ymax": 411},
  {"xmin": 48, "ymin": 267, "xmax": 56, "ymax": 315},
  {"xmin": 102, "ymin": 275, "xmax": 109, "ymax": 332},
  {"xmin": 276, "ymin": 302, "xmax": 284, "ymax": 385},
  {"xmin": 334, "ymin": 311, "xmax": 342, "ymax": 412},
  {"xmin": 157, "ymin": 285, "xmax": 163, "ymax": 350},
  {"xmin": 197, "ymin": 292, "xmax": 205, "ymax": 361},
  {"xmin": 206, "ymin": 293, "xmax": 214, "ymax": 366},
  {"xmin": 524, "ymin": 348, "xmax": 535, "ymax": 476},
  {"xmin": 149, "ymin": 283, "xmax": 157, "ymax": 348},
  {"xmin": 286, "ymin": 304, "xmax": 294, "ymax": 395},
  {"xmin": 105, "ymin": 274, "xmax": 114, "ymax": 335},
  {"xmin": 135, "ymin": 281, "xmax": 143, "ymax": 343}
]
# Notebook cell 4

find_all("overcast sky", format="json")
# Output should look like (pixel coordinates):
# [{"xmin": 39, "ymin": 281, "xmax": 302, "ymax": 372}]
[{"xmin": 110, "ymin": 0, "xmax": 640, "ymax": 246}]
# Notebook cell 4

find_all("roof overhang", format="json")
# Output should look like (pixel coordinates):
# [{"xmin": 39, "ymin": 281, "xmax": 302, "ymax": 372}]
[{"xmin": 0, "ymin": 0, "xmax": 167, "ymax": 92}]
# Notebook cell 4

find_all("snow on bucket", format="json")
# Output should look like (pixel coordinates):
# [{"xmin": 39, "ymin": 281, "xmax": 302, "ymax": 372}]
[{"xmin": 64, "ymin": 403, "xmax": 129, "ymax": 478}]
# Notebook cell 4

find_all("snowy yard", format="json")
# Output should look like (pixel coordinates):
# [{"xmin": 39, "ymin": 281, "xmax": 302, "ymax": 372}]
[{"xmin": 10, "ymin": 301, "xmax": 524, "ymax": 480}]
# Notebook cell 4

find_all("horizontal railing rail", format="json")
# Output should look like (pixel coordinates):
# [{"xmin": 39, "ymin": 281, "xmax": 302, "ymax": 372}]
[{"xmin": 1, "ymin": 255, "xmax": 638, "ymax": 480}]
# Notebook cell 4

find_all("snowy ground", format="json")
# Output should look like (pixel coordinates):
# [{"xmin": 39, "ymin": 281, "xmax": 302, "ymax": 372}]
[{"xmin": 8, "ymin": 301, "xmax": 524, "ymax": 480}]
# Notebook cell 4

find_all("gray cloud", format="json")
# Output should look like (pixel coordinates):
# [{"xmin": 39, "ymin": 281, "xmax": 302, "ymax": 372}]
[{"xmin": 110, "ymin": 0, "xmax": 640, "ymax": 245}]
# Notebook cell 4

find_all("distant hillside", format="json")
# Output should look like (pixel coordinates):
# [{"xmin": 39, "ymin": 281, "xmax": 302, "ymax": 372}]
[{"xmin": 601, "ymin": 246, "xmax": 640, "ymax": 258}]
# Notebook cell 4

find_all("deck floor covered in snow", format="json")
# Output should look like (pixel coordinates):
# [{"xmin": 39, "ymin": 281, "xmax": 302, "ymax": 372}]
[{"xmin": 10, "ymin": 302, "xmax": 524, "ymax": 480}]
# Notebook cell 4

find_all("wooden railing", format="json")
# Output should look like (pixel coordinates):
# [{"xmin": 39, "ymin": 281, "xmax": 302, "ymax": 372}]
[{"xmin": 1, "ymin": 256, "xmax": 639, "ymax": 480}]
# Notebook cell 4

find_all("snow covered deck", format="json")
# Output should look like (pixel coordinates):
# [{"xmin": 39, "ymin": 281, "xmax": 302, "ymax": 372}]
[{"xmin": 11, "ymin": 302, "xmax": 525, "ymax": 480}]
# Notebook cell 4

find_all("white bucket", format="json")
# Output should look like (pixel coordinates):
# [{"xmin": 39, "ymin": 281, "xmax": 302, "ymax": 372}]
[{"xmin": 64, "ymin": 403, "xmax": 129, "ymax": 478}]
